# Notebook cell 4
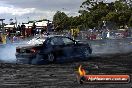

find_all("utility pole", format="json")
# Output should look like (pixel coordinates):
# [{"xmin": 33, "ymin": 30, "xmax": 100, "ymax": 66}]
[
  {"xmin": 27, "ymin": 17, "xmax": 29, "ymax": 23},
  {"xmin": 15, "ymin": 17, "xmax": 17, "ymax": 28},
  {"xmin": 0, "ymin": 19, "xmax": 5, "ymax": 33}
]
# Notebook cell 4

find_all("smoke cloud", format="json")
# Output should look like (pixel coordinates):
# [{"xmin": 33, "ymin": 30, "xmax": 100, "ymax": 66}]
[
  {"xmin": 0, "ymin": 38, "xmax": 132, "ymax": 63},
  {"xmin": 91, "ymin": 38, "xmax": 132, "ymax": 55},
  {"xmin": 0, "ymin": 39, "xmax": 28, "ymax": 63}
]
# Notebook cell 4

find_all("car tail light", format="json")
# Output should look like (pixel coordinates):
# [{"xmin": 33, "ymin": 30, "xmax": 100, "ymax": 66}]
[{"xmin": 30, "ymin": 48, "xmax": 36, "ymax": 53}]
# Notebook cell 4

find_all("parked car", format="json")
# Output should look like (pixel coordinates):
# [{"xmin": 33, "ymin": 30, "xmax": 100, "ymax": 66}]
[
  {"xmin": 15, "ymin": 35, "xmax": 92, "ymax": 64},
  {"xmin": 115, "ymin": 33, "xmax": 124, "ymax": 38}
]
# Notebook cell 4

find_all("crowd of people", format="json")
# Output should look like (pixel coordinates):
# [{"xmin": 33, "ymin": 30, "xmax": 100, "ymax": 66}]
[
  {"xmin": 0, "ymin": 24, "xmax": 35, "ymax": 43},
  {"xmin": 6, "ymin": 23, "xmax": 36, "ymax": 38},
  {"xmin": 0, "ymin": 24, "xmax": 132, "ymax": 44},
  {"xmin": 0, "ymin": 22, "xmax": 54, "ymax": 44}
]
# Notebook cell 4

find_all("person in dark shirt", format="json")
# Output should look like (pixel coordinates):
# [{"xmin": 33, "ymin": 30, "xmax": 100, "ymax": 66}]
[
  {"xmin": 31, "ymin": 22, "xmax": 36, "ymax": 36},
  {"xmin": 21, "ymin": 23, "xmax": 26, "ymax": 37},
  {"xmin": 0, "ymin": 35, "xmax": 2, "ymax": 43},
  {"xmin": 17, "ymin": 25, "xmax": 21, "ymax": 36}
]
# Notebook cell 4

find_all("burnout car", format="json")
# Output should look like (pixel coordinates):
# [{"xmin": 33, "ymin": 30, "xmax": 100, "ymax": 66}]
[{"xmin": 15, "ymin": 35, "xmax": 92, "ymax": 64}]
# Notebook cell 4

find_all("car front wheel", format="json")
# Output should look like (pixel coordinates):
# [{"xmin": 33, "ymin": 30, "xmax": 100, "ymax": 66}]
[
  {"xmin": 47, "ymin": 53, "xmax": 56, "ymax": 63},
  {"xmin": 83, "ymin": 47, "xmax": 90, "ymax": 58}
]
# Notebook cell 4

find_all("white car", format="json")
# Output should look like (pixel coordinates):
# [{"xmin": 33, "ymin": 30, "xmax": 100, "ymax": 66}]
[{"xmin": 115, "ymin": 33, "xmax": 124, "ymax": 38}]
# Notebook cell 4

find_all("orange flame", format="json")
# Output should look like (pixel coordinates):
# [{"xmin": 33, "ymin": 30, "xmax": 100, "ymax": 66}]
[{"xmin": 78, "ymin": 65, "xmax": 86, "ymax": 76}]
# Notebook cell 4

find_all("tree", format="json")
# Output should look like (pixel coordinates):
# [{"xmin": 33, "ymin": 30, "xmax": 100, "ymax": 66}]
[
  {"xmin": 37, "ymin": 19, "xmax": 48, "ymax": 22},
  {"xmin": 9, "ymin": 18, "xmax": 15, "ymax": 25},
  {"xmin": 79, "ymin": 0, "xmax": 132, "ymax": 29},
  {"xmin": 28, "ymin": 21, "xmax": 35, "ymax": 23},
  {"xmin": 53, "ymin": 11, "xmax": 69, "ymax": 31},
  {"xmin": 79, "ymin": 1, "xmax": 109, "ymax": 29},
  {"xmin": 128, "ymin": 15, "xmax": 132, "ymax": 26},
  {"xmin": 114, "ymin": 1, "xmax": 131, "ymax": 28},
  {"xmin": 52, "ymin": 0, "xmax": 132, "ymax": 30}
]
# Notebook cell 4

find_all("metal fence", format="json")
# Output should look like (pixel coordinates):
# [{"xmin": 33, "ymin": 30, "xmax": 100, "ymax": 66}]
[
  {"xmin": 49, "ymin": 30, "xmax": 132, "ymax": 41},
  {"xmin": 1, "ymin": 29, "xmax": 132, "ymax": 44}
]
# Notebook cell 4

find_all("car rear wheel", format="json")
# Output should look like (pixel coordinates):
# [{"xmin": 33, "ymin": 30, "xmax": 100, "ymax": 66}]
[{"xmin": 47, "ymin": 53, "xmax": 56, "ymax": 63}]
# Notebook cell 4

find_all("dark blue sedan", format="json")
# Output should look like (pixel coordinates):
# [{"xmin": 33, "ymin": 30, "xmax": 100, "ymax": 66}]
[{"xmin": 16, "ymin": 35, "xmax": 92, "ymax": 64}]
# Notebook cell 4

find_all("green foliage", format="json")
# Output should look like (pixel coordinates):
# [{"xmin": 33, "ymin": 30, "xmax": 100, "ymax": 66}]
[
  {"xmin": 128, "ymin": 16, "xmax": 132, "ymax": 26},
  {"xmin": 53, "ymin": 11, "xmax": 69, "ymax": 31},
  {"xmin": 53, "ymin": 0, "xmax": 132, "ymax": 31},
  {"xmin": 37, "ymin": 19, "xmax": 48, "ymax": 22},
  {"xmin": 28, "ymin": 21, "xmax": 35, "ymax": 23},
  {"xmin": 79, "ymin": 0, "xmax": 132, "ymax": 29},
  {"xmin": 10, "ymin": 22, "xmax": 15, "ymax": 25}
]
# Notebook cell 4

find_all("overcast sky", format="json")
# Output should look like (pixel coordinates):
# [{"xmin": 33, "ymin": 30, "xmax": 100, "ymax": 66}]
[
  {"xmin": 0, "ymin": 0, "xmax": 116, "ymax": 24},
  {"xmin": 0, "ymin": 0, "xmax": 85, "ymax": 24}
]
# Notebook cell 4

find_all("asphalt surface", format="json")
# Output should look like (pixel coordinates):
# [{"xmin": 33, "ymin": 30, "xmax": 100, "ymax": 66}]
[{"xmin": 0, "ymin": 38, "xmax": 132, "ymax": 88}]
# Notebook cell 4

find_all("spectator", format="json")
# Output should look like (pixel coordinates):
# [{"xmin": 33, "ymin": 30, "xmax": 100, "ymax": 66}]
[
  {"xmin": 21, "ymin": 23, "xmax": 26, "ymax": 37},
  {"xmin": 13, "ymin": 26, "xmax": 16, "ymax": 33},
  {"xmin": 17, "ymin": 25, "xmax": 21, "ymax": 36},
  {"xmin": 31, "ymin": 22, "xmax": 36, "ymax": 36},
  {"xmin": 0, "ymin": 35, "xmax": 2, "ymax": 43}
]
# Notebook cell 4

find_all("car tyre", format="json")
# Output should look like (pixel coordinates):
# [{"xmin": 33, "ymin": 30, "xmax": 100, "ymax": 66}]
[
  {"xmin": 47, "ymin": 53, "xmax": 56, "ymax": 63},
  {"xmin": 83, "ymin": 47, "xmax": 90, "ymax": 58}
]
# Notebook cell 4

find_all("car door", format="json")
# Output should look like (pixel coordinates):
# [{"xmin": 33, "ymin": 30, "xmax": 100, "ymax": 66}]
[
  {"xmin": 73, "ymin": 42, "xmax": 86, "ymax": 57},
  {"xmin": 62, "ymin": 37, "xmax": 76, "ymax": 58},
  {"xmin": 49, "ymin": 37, "xmax": 65, "ymax": 57}
]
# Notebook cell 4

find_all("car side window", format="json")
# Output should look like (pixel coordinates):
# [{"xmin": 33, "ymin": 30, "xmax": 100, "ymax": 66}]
[
  {"xmin": 45, "ymin": 39, "xmax": 50, "ymax": 45},
  {"xmin": 62, "ymin": 37, "xmax": 74, "ymax": 45},
  {"xmin": 50, "ymin": 37, "xmax": 64, "ymax": 45}
]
